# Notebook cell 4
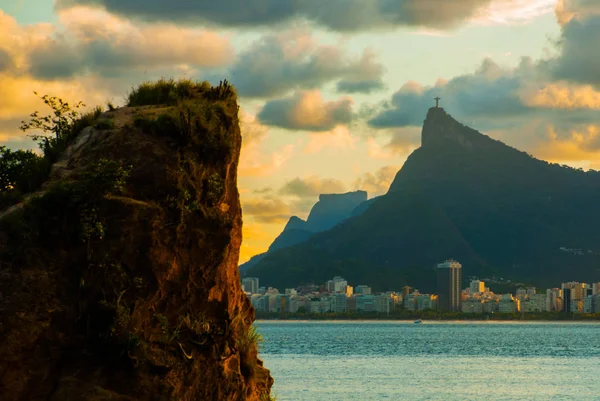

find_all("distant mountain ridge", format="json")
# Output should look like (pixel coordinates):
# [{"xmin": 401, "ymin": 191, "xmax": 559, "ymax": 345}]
[
  {"xmin": 240, "ymin": 190, "xmax": 371, "ymax": 272},
  {"xmin": 246, "ymin": 107, "xmax": 600, "ymax": 292}
]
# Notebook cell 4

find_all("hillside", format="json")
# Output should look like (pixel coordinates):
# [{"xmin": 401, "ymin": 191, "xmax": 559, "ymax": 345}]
[
  {"xmin": 240, "ymin": 191, "xmax": 368, "ymax": 272},
  {"xmin": 0, "ymin": 80, "xmax": 272, "ymax": 400},
  {"xmin": 246, "ymin": 107, "xmax": 600, "ymax": 292}
]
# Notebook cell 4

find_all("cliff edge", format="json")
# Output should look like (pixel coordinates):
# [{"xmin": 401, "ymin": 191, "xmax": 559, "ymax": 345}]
[{"xmin": 0, "ymin": 80, "xmax": 273, "ymax": 400}]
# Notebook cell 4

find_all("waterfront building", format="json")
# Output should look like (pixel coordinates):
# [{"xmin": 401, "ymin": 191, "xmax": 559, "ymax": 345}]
[
  {"xmin": 570, "ymin": 299, "xmax": 584, "ymax": 313},
  {"xmin": 347, "ymin": 296, "xmax": 357, "ymax": 312},
  {"xmin": 416, "ymin": 294, "xmax": 438, "ymax": 311},
  {"xmin": 320, "ymin": 297, "xmax": 332, "ymax": 313},
  {"xmin": 310, "ymin": 299, "xmax": 321, "ymax": 313},
  {"xmin": 546, "ymin": 288, "xmax": 562, "ymax": 312},
  {"xmin": 251, "ymin": 295, "xmax": 267, "ymax": 312},
  {"xmin": 437, "ymin": 259, "xmax": 462, "ymax": 312},
  {"xmin": 462, "ymin": 299, "xmax": 484, "ymax": 314},
  {"xmin": 331, "ymin": 276, "xmax": 348, "ymax": 293},
  {"xmin": 356, "ymin": 295, "xmax": 375, "ymax": 312},
  {"xmin": 469, "ymin": 280, "xmax": 485, "ymax": 295},
  {"xmin": 242, "ymin": 277, "xmax": 259, "ymax": 294},
  {"xmin": 355, "ymin": 285, "xmax": 372, "ymax": 295},
  {"xmin": 403, "ymin": 293, "xmax": 416, "ymax": 311},
  {"xmin": 516, "ymin": 288, "xmax": 527, "ymax": 300},
  {"xmin": 584, "ymin": 296, "xmax": 594, "ymax": 313},
  {"xmin": 593, "ymin": 283, "xmax": 600, "ymax": 295},
  {"xmin": 498, "ymin": 294, "xmax": 520, "ymax": 313},
  {"xmin": 331, "ymin": 294, "xmax": 347, "ymax": 313},
  {"xmin": 527, "ymin": 287, "xmax": 536, "ymax": 297},
  {"xmin": 482, "ymin": 299, "xmax": 499, "ymax": 313},
  {"xmin": 521, "ymin": 294, "xmax": 546, "ymax": 312}
]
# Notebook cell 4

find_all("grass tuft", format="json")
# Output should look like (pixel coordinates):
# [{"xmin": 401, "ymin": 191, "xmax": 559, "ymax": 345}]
[{"xmin": 126, "ymin": 78, "xmax": 236, "ymax": 107}]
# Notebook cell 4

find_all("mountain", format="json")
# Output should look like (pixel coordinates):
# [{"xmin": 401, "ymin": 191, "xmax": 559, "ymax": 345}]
[
  {"xmin": 246, "ymin": 107, "xmax": 600, "ymax": 292},
  {"xmin": 240, "ymin": 191, "xmax": 369, "ymax": 272}
]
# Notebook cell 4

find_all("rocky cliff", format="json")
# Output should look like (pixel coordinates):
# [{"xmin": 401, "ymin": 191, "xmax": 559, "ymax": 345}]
[{"xmin": 0, "ymin": 81, "xmax": 273, "ymax": 400}]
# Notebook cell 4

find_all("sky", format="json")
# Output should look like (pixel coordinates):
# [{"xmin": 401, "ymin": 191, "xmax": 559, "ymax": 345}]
[{"xmin": 1, "ymin": 0, "xmax": 599, "ymax": 263}]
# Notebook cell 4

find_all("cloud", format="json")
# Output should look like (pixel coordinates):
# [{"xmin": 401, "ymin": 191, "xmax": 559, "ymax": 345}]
[
  {"xmin": 521, "ymin": 82, "xmax": 600, "ymax": 109},
  {"xmin": 258, "ymin": 90, "xmax": 354, "ymax": 131},
  {"xmin": 242, "ymin": 197, "xmax": 292, "ymax": 224},
  {"xmin": 353, "ymin": 165, "xmax": 399, "ymax": 197},
  {"xmin": 279, "ymin": 176, "xmax": 347, "ymax": 198},
  {"xmin": 25, "ymin": 6, "xmax": 233, "ymax": 80},
  {"xmin": 472, "ymin": 0, "xmax": 555, "ymax": 26},
  {"xmin": 220, "ymin": 29, "xmax": 385, "ymax": 98},
  {"xmin": 56, "ymin": 0, "xmax": 503, "ymax": 31},
  {"xmin": 549, "ymin": 15, "xmax": 600, "ymax": 88},
  {"xmin": 304, "ymin": 126, "xmax": 359, "ymax": 154},
  {"xmin": 239, "ymin": 111, "xmax": 296, "ymax": 177},
  {"xmin": 555, "ymin": 0, "xmax": 600, "ymax": 26},
  {"xmin": 369, "ymin": 58, "xmax": 539, "ymax": 129},
  {"xmin": 534, "ymin": 124, "xmax": 600, "ymax": 168},
  {"xmin": 0, "ymin": 49, "xmax": 14, "ymax": 73}
]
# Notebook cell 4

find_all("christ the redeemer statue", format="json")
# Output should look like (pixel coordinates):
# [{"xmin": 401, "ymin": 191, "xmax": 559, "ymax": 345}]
[{"xmin": 434, "ymin": 97, "xmax": 441, "ymax": 108}]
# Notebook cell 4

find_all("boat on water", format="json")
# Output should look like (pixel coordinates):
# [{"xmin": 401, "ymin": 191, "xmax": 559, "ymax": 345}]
[{"xmin": 414, "ymin": 319, "xmax": 422, "ymax": 324}]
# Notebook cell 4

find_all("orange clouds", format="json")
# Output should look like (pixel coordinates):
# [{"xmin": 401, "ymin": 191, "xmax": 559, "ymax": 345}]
[
  {"xmin": 258, "ymin": 90, "xmax": 354, "ymax": 131},
  {"xmin": 473, "ymin": 0, "xmax": 555, "ymax": 26},
  {"xmin": 533, "ymin": 123, "xmax": 600, "ymax": 169},
  {"xmin": 304, "ymin": 126, "xmax": 359, "ymax": 154},
  {"xmin": 239, "ymin": 111, "xmax": 295, "ymax": 177},
  {"xmin": 521, "ymin": 82, "xmax": 600, "ymax": 109},
  {"xmin": 352, "ymin": 165, "xmax": 399, "ymax": 197}
]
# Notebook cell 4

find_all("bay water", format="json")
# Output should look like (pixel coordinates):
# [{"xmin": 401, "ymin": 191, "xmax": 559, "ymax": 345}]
[{"xmin": 255, "ymin": 320, "xmax": 600, "ymax": 400}]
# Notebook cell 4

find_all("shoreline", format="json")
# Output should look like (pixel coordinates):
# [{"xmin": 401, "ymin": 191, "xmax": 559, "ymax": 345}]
[{"xmin": 255, "ymin": 312, "xmax": 600, "ymax": 322}]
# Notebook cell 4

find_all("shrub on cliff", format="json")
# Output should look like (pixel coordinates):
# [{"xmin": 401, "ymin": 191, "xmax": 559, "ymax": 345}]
[
  {"xmin": 127, "ymin": 78, "xmax": 236, "ymax": 107},
  {"xmin": 0, "ymin": 94, "xmax": 104, "ymax": 210}
]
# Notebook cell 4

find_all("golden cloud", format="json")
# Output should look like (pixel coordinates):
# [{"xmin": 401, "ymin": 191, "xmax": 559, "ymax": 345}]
[
  {"xmin": 304, "ymin": 125, "xmax": 359, "ymax": 154},
  {"xmin": 521, "ymin": 82, "xmax": 600, "ymax": 109},
  {"xmin": 535, "ymin": 123, "xmax": 600, "ymax": 167}
]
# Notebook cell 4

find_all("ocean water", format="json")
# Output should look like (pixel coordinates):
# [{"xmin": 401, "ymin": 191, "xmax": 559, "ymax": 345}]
[{"xmin": 255, "ymin": 320, "xmax": 600, "ymax": 401}]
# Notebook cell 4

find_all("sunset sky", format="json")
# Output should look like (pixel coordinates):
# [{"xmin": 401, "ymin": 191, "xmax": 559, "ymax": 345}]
[{"xmin": 1, "ymin": 0, "xmax": 599, "ymax": 262}]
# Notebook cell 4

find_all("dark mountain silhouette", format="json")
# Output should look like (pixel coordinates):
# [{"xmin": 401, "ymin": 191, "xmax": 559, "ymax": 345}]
[
  {"xmin": 240, "ymin": 191, "xmax": 369, "ymax": 272},
  {"xmin": 246, "ymin": 107, "xmax": 600, "ymax": 292}
]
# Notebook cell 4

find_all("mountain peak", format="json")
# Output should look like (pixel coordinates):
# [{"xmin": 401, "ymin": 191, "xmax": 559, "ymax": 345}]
[{"xmin": 421, "ymin": 107, "xmax": 478, "ymax": 150}]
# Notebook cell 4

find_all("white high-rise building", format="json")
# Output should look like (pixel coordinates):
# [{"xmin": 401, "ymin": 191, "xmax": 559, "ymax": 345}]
[
  {"xmin": 332, "ymin": 276, "xmax": 348, "ymax": 293},
  {"xmin": 469, "ymin": 280, "xmax": 485, "ymax": 295},
  {"xmin": 355, "ymin": 285, "xmax": 372, "ymax": 295},
  {"xmin": 242, "ymin": 277, "xmax": 259, "ymax": 294}
]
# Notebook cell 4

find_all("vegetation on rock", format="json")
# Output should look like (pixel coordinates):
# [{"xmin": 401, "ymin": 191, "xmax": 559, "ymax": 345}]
[{"xmin": 0, "ymin": 79, "xmax": 272, "ymax": 400}]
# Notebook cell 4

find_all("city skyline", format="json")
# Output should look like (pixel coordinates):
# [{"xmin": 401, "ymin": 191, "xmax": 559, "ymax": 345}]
[{"xmin": 242, "ymin": 259, "xmax": 600, "ymax": 316}]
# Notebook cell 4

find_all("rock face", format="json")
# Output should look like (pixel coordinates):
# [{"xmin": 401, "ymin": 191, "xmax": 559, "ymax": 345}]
[
  {"xmin": 0, "ymin": 86, "xmax": 272, "ymax": 400},
  {"xmin": 239, "ymin": 191, "xmax": 369, "ymax": 273},
  {"xmin": 246, "ymin": 107, "xmax": 600, "ymax": 291}
]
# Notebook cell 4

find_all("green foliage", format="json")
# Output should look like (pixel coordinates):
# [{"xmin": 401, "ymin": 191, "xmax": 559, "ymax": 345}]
[
  {"xmin": 95, "ymin": 118, "xmax": 115, "ymax": 130},
  {"xmin": 106, "ymin": 101, "xmax": 116, "ymax": 112},
  {"xmin": 20, "ymin": 93, "xmax": 86, "ymax": 156},
  {"xmin": 206, "ymin": 172, "xmax": 224, "ymax": 205},
  {"xmin": 0, "ymin": 146, "xmax": 47, "ymax": 209},
  {"xmin": 0, "ymin": 93, "xmax": 106, "ymax": 211},
  {"xmin": 127, "ymin": 78, "xmax": 236, "ymax": 107},
  {"xmin": 238, "ymin": 324, "xmax": 263, "ymax": 353},
  {"xmin": 133, "ymin": 101, "xmax": 235, "ymax": 166}
]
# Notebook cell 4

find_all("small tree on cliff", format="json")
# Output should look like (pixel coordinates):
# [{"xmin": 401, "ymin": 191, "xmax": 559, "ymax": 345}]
[{"xmin": 19, "ymin": 92, "xmax": 90, "ymax": 162}]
